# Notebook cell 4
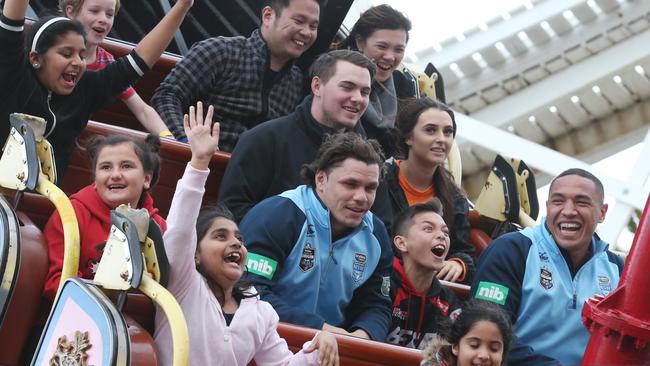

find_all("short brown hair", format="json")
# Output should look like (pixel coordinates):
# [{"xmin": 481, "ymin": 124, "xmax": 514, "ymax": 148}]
[
  {"xmin": 301, "ymin": 132, "xmax": 384, "ymax": 187},
  {"xmin": 309, "ymin": 49, "xmax": 376, "ymax": 85},
  {"xmin": 60, "ymin": 0, "xmax": 121, "ymax": 16}
]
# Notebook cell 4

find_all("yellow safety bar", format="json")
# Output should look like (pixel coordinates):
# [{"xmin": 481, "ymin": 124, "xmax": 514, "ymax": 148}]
[
  {"xmin": 139, "ymin": 275, "xmax": 189, "ymax": 365},
  {"xmin": 36, "ymin": 174, "xmax": 80, "ymax": 296}
]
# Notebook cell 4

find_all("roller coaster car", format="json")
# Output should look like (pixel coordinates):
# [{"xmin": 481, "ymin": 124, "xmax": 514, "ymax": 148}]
[{"xmin": 0, "ymin": 30, "xmax": 537, "ymax": 366}]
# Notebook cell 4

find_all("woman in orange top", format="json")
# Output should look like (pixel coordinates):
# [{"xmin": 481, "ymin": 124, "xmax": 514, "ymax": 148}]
[{"xmin": 385, "ymin": 97, "xmax": 475, "ymax": 283}]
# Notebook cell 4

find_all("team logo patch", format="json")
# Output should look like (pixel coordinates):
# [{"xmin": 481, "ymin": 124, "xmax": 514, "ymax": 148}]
[
  {"xmin": 306, "ymin": 224, "xmax": 315, "ymax": 237},
  {"xmin": 540, "ymin": 266, "xmax": 553, "ymax": 290},
  {"xmin": 598, "ymin": 275, "xmax": 612, "ymax": 295},
  {"xmin": 299, "ymin": 243, "xmax": 315, "ymax": 272},
  {"xmin": 475, "ymin": 281, "xmax": 509, "ymax": 305},
  {"xmin": 381, "ymin": 275, "xmax": 390, "ymax": 296},
  {"xmin": 538, "ymin": 251, "xmax": 549, "ymax": 262},
  {"xmin": 392, "ymin": 307, "xmax": 407, "ymax": 320},
  {"xmin": 246, "ymin": 253, "xmax": 277, "ymax": 280},
  {"xmin": 352, "ymin": 253, "xmax": 367, "ymax": 283}
]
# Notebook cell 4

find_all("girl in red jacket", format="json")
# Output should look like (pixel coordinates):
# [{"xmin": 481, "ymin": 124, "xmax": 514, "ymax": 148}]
[{"xmin": 43, "ymin": 134, "xmax": 166, "ymax": 300}]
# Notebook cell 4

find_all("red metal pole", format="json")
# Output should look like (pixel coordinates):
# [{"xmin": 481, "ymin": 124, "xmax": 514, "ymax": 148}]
[{"xmin": 582, "ymin": 194, "xmax": 650, "ymax": 364}]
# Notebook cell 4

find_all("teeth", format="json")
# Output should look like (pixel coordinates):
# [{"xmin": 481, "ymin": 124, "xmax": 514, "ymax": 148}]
[
  {"xmin": 560, "ymin": 223, "xmax": 580, "ymax": 231},
  {"xmin": 295, "ymin": 40, "xmax": 305, "ymax": 47},
  {"xmin": 343, "ymin": 106, "xmax": 359, "ymax": 113}
]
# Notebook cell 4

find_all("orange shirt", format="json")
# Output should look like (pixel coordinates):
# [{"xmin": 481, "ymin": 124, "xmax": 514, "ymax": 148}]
[{"xmin": 396, "ymin": 160, "xmax": 436, "ymax": 206}]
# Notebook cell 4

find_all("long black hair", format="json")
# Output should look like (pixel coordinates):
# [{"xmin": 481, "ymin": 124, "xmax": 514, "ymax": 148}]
[
  {"xmin": 395, "ymin": 97, "xmax": 460, "ymax": 232},
  {"xmin": 195, "ymin": 204, "xmax": 257, "ymax": 303}
]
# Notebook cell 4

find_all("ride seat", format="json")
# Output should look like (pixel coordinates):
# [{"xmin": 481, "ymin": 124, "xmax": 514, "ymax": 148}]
[{"xmin": 0, "ymin": 210, "xmax": 49, "ymax": 365}]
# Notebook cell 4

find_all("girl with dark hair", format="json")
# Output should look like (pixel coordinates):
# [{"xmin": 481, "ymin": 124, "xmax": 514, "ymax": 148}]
[
  {"xmin": 420, "ymin": 300, "xmax": 513, "ymax": 366},
  {"xmin": 43, "ymin": 132, "xmax": 165, "ymax": 301},
  {"xmin": 335, "ymin": 4, "xmax": 414, "ymax": 157},
  {"xmin": 0, "ymin": 0, "xmax": 192, "ymax": 176},
  {"xmin": 154, "ymin": 103, "xmax": 339, "ymax": 366},
  {"xmin": 387, "ymin": 97, "xmax": 476, "ymax": 284}
]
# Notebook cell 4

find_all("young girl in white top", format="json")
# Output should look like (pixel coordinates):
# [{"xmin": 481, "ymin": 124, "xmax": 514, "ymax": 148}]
[{"xmin": 154, "ymin": 102, "xmax": 339, "ymax": 366}]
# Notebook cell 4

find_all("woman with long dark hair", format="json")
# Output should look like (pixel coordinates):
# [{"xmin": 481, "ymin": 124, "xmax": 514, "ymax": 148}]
[{"xmin": 386, "ymin": 97, "xmax": 475, "ymax": 283}]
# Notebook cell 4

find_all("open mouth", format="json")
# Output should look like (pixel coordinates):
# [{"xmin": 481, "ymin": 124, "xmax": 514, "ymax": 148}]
[
  {"xmin": 343, "ymin": 105, "xmax": 360, "ymax": 114},
  {"xmin": 559, "ymin": 222, "xmax": 581, "ymax": 233},
  {"xmin": 430, "ymin": 147, "xmax": 446, "ymax": 154},
  {"xmin": 294, "ymin": 39, "xmax": 306, "ymax": 48},
  {"xmin": 108, "ymin": 184, "xmax": 126, "ymax": 191},
  {"xmin": 431, "ymin": 244, "xmax": 447, "ymax": 257},
  {"xmin": 92, "ymin": 26, "xmax": 106, "ymax": 35},
  {"xmin": 224, "ymin": 252, "xmax": 242, "ymax": 265},
  {"xmin": 62, "ymin": 72, "xmax": 79, "ymax": 87},
  {"xmin": 375, "ymin": 61, "xmax": 393, "ymax": 72}
]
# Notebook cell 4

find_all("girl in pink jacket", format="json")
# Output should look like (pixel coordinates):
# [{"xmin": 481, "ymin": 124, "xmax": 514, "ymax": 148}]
[{"xmin": 154, "ymin": 102, "xmax": 339, "ymax": 365}]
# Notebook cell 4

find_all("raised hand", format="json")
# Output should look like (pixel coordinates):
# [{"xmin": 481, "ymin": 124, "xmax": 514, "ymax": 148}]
[
  {"xmin": 436, "ymin": 260, "xmax": 464, "ymax": 282},
  {"xmin": 183, "ymin": 101, "xmax": 219, "ymax": 170}
]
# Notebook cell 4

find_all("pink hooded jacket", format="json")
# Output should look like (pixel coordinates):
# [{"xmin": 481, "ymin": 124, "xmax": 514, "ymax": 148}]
[{"xmin": 154, "ymin": 164, "xmax": 319, "ymax": 365}]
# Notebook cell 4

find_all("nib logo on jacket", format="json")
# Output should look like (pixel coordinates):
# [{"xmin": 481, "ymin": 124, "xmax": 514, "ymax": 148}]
[
  {"xmin": 475, "ymin": 281, "xmax": 509, "ymax": 305},
  {"xmin": 247, "ymin": 253, "xmax": 277, "ymax": 279}
]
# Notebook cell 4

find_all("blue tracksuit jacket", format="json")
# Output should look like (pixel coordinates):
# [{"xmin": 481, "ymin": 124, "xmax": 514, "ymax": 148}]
[
  {"xmin": 470, "ymin": 219, "xmax": 624, "ymax": 365},
  {"xmin": 240, "ymin": 185, "xmax": 393, "ymax": 341}
]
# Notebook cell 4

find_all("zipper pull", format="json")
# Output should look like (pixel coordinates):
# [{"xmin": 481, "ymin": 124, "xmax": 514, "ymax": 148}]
[{"xmin": 572, "ymin": 293, "xmax": 577, "ymax": 309}]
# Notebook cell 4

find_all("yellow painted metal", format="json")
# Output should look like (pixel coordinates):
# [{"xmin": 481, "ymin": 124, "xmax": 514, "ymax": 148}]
[
  {"xmin": 139, "ymin": 275, "xmax": 189, "ymax": 366},
  {"xmin": 36, "ymin": 174, "xmax": 79, "ymax": 296}
]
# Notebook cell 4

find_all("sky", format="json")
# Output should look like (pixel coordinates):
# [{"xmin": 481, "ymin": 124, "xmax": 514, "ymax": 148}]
[{"xmin": 345, "ymin": 0, "xmax": 650, "ymax": 250}]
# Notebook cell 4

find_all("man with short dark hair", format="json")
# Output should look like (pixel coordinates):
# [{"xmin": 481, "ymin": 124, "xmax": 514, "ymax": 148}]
[
  {"xmin": 470, "ymin": 168, "xmax": 624, "ymax": 365},
  {"xmin": 152, "ymin": 0, "xmax": 324, "ymax": 150},
  {"xmin": 239, "ymin": 133, "xmax": 393, "ymax": 341},
  {"xmin": 218, "ymin": 49, "xmax": 384, "ymax": 223}
]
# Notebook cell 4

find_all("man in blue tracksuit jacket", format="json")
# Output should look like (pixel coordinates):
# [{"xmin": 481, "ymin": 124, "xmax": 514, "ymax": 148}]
[
  {"xmin": 471, "ymin": 169, "xmax": 624, "ymax": 365},
  {"xmin": 240, "ymin": 133, "xmax": 393, "ymax": 341}
]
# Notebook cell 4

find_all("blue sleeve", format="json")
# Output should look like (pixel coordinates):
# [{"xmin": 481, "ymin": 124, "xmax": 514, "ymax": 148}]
[
  {"xmin": 606, "ymin": 251, "xmax": 625, "ymax": 275},
  {"xmin": 239, "ymin": 196, "xmax": 327, "ymax": 329},
  {"xmin": 344, "ymin": 216, "xmax": 393, "ymax": 341},
  {"xmin": 470, "ymin": 233, "xmax": 559, "ymax": 366}
]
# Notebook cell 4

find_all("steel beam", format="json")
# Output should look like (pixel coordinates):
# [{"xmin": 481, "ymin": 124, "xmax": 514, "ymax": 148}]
[{"xmin": 472, "ymin": 29, "xmax": 650, "ymax": 128}]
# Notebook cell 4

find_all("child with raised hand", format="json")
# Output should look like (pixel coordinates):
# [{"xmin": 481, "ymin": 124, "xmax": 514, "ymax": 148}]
[
  {"xmin": 43, "ymin": 133, "xmax": 165, "ymax": 301},
  {"xmin": 387, "ymin": 199, "xmax": 462, "ymax": 350},
  {"xmin": 0, "ymin": 0, "xmax": 192, "ymax": 176},
  {"xmin": 61, "ymin": 0, "xmax": 172, "ymax": 138},
  {"xmin": 420, "ymin": 300, "xmax": 513, "ymax": 366},
  {"xmin": 154, "ymin": 102, "xmax": 339, "ymax": 366}
]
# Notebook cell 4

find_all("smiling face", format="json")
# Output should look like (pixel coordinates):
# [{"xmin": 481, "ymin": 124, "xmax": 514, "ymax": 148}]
[
  {"xmin": 315, "ymin": 158, "xmax": 379, "ymax": 239},
  {"xmin": 406, "ymin": 107, "xmax": 454, "ymax": 167},
  {"xmin": 31, "ymin": 31, "xmax": 86, "ymax": 95},
  {"xmin": 396, "ymin": 211, "xmax": 450, "ymax": 272},
  {"xmin": 311, "ymin": 60, "xmax": 372, "ymax": 131},
  {"xmin": 66, "ymin": 0, "xmax": 116, "ymax": 46},
  {"xmin": 93, "ymin": 142, "xmax": 152, "ymax": 209},
  {"xmin": 196, "ymin": 217, "xmax": 247, "ymax": 289},
  {"xmin": 356, "ymin": 28, "xmax": 407, "ymax": 83},
  {"xmin": 546, "ymin": 174, "xmax": 607, "ymax": 265},
  {"xmin": 261, "ymin": 0, "xmax": 320, "ymax": 70},
  {"xmin": 452, "ymin": 320, "xmax": 505, "ymax": 366}
]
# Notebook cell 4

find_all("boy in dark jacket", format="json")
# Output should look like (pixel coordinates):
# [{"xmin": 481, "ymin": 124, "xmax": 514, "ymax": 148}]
[{"xmin": 387, "ymin": 199, "xmax": 461, "ymax": 349}]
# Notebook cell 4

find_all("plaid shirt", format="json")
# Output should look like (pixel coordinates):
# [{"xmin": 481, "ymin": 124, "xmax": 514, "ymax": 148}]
[{"xmin": 151, "ymin": 29, "xmax": 305, "ymax": 151}]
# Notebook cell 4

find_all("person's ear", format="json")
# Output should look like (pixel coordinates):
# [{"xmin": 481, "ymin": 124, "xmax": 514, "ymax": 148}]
[
  {"xmin": 315, "ymin": 170, "xmax": 327, "ymax": 192},
  {"xmin": 393, "ymin": 235, "xmax": 408, "ymax": 254},
  {"xmin": 142, "ymin": 172, "xmax": 153, "ymax": 191},
  {"xmin": 355, "ymin": 36, "xmax": 366, "ymax": 52},
  {"xmin": 311, "ymin": 76, "xmax": 322, "ymax": 97},
  {"xmin": 598, "ymin": 202, "xmax": 608, "ymax": 223},
  {"xmin": 64, "ymin": 4, "xmax": 76, "ymax": 18},
  {"xmin": 452, "ymin": 343, "xmax": 459, "ymax": 357},
  {"xmin": 29, "ymin": 52, "xmax": 43, "ymax": 69},
  {"xmin": 261, "ymin": 6, "xmax": 275, "ymax": 26}
]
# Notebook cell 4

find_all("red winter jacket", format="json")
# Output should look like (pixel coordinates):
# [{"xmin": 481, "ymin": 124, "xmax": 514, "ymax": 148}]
[{"xmin": 43, "ymin": 185, "xmax": 166, "ymax": 300}]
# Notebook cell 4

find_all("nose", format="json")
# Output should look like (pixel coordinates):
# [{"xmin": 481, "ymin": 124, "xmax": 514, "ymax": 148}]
[
  {"xmin": 352, "ymin": 187, "xmax": 368, "ymax": 204},
  {"xmin": 477, "ymin": 347, "xmax": 490, "ymax": 360},
  {"xmin": 562, "ymin": 201, "xmax": 578, "ymax": 216}
]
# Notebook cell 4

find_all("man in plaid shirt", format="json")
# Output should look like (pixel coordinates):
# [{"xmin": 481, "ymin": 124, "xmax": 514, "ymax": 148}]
[{"xmin": 151, "ymin": 0, "xmax": 324, "ymax": 151}]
